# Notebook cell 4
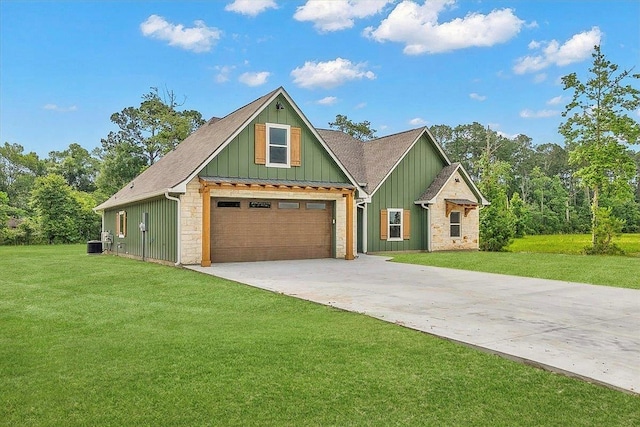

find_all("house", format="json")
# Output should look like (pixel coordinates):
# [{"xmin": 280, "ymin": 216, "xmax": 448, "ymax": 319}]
[{"xmin": 95, "ymin": 87, "xmax": 488, "ymax": 266}]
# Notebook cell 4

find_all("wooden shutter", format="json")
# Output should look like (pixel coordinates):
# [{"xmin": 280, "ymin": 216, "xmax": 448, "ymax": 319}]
[
  {"xmin": 291, "ymin": 126, "xmax": 301, "ymax": 166},
  {"xmin": 380, "ymin": 210, "xmax": 388, "ymax": 240},
  {"xmin": 403, "ymin": 210, "xmax": 411, "ymax": 240},
  {"xmin": 115, "ymin": 212, "xmax": 120, "ymax": 237},
  {"xmin": 255, "ymin": 123, "xmax": 266, "ymax": 165}
]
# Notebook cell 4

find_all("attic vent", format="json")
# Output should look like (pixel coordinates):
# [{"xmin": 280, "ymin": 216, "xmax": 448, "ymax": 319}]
[{"xmin": 129, "ymin": 182, "xmax": 134, "ymax": 188}]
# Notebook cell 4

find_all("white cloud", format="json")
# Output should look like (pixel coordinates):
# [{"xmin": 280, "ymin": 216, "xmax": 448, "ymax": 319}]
[
  {"xmin": 316, "ymin": 96, "xmax": 338, "ymax": 105},
  {"xmin": 354, "ymin": 102, "xmax": 367, "ymax": 109},
  {"xmin": 513, "ymin": 27, "xmax": 602, "ymax": 74},
  {"xmin": 364, "ymin": 0, "xmax": 525, "ymax": 55},
  {"xmin": 533, "ymin": 73, "xmax": 547, "ymax": 83},
  {"xmin": 225, "ymin": 0, "xmax": 277, "ymax": 17},
  {"xmin": 519, "ymin": 109, "xmax": 559, "ymax": 118},
  {"xmin": 294, "ymin": 0, "xmax": 393, "ymax": 32},
  {"xmin": 43, "ymin": 104, "xmax": 77, "ymax": 112},
  {"xmin": 291, "ymin": 58, "xmax": 375, "ymax": 89},
  {"xmin": 238, "ymin": 71, "xmax": 271, "ymax": 86},
  {"xmin": 469, "ymin": 93, "xmax": 487, "ymax": 101},
  {"xmin": 214, "ymin": 65, "xmax": 235, "ymax": 83},
  {"xmin": 409, "ymin": 117, "xmax": 427, "ymax": 126},
  {"xmin": 140, "ymin": 15, "xmax": 221, "ymax": 53},
  {"xmin": 547, "ymin": 95, "xmax": 565, "ymax": 106}
]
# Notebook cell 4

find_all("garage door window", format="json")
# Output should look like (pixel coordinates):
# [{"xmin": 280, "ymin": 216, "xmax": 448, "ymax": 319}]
[
  {"xmin": 306, "ymin": 202, "xmax": 326, "ymax": 210},
  {"xmin": 217, "ymin": 201, "xmax": 241, "ymax": 208},
  {"xmin": 278, "ymin": 202, "xmax": 299, "ymax": 209},
  {"xmin": 249, "ymin": 201, "xmax": 271, "ymax": 209},
  {"xmin": 267, "ymin": 123, "xmax": 290, "ymax": 168}
]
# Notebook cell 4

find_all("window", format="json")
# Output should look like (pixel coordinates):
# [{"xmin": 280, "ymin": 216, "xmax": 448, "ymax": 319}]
[
  {"xmin": 387, "ymin": 208, "xmax": 403, "ymax": 241},
  {"xmin": 266, "ymin": 123, "xmax": 290, "ymax": 167},
  {"xmin": 306, "ymin": 202, "xmax": 326, "ymax": 210},
  {"xmin": 116, "ymin": 210, "xmax": 127, "ymax": 238},
  {"xmin": 249, "ymin": 201, "xmax": 271, "ymax": 209},
  {"xmin": 217, "ymin": 201, "xmax": 241, "ymax": 208},
  {"xmin": 450, "ymin": 211, "xmax": 461, "ymax": 237},
  {"xmin": 278, "ymin": 202, "xmax": 299, "ymax": 209}
]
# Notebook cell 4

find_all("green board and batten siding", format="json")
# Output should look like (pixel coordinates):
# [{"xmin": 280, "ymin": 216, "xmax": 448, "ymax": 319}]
[
  {"xmin": 367, "ymin": 134, "xmax": 446, "ymax": 252},
  {"xmin": 199, "ymin": 95, "xmax": 350, "ymax": 184},
  {"xmin": 103, "ymin": 197, "xmax": 178, "ymax": 263}
]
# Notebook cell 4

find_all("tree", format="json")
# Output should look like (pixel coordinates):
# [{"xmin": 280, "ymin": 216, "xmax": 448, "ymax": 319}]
[
  {"xmin": 30, "ymin": 174, "xmax": 99, "ymax": 244},
  {"xmin": 328, "ymin": 114, "xmax": 376, "ymax": 141},
  {"xmin": 559, "ymin": 45, "xmax": 639, "ymax": 253},
  {"xmin": 97, "ymin": 88, "xmax": 205, "ymax": 197},
  {"xmin": 0, "ymin": 142, "xmax": 47, "ymax": 211},
  {"xmin": 478, "ymin": 155, "xmax": 513, "ymax": 251},
  {"xmin": 47, "ymin": 143, "xmax": 100, "ymax": 192}
]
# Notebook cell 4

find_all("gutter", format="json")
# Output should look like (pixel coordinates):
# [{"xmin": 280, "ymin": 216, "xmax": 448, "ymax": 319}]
[{"xmin": 164, "ymin": 191, "xmax": 182, "ymax": 266}]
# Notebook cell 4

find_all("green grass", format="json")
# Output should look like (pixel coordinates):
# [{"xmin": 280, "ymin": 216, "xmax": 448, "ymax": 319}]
[
  {"xmin": 389, "ymin": 251, "xmax": 640, "ymax": 289},
  {"xmin": 1, "ymin": 245, "xmax": 639, "ymax": 426},
  {"xmin": 508, "ymin": 233, "xmax": 640, "ymax": 256}
]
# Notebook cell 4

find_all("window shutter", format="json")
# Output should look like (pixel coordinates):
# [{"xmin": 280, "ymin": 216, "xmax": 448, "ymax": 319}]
[
  {"xmin": 291, "ymin": 126, "xmax": 301, "ymax": 166},
  {"xmin": 403, "ymin": 210, "xmax": 411, "ymax": 240},
  {"xmin": 380, "ymin": 210, "xmax": 388, "ymax": 240},
  {"xmin": 255, "ymin": 123, "xmax": 266, "ymax": 165},
  {"xmin": 116, "ymin": 212, "xmax": 120, "ymax": 237}
]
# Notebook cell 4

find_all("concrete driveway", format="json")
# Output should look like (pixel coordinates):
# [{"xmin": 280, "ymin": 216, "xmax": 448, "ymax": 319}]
[{"xmin": 187, "ymin": 255, "xmax": 640, "ymax": 394}]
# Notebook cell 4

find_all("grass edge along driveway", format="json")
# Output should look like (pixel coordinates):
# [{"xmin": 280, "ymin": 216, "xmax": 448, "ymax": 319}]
[
  {"xmin": 1, "ymin": 245, "xmax": 639, "ymax": 426},
  {"xmin": 388, "ymin": 251, "xmax": 640, "ymax": 290}
]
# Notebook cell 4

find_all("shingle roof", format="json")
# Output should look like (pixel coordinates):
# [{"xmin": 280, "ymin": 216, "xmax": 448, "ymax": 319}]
[
  {"xmin": 95, "ymin": 88, "xmax": 280, "ymax": 210},
  {"xmin": 415, "ymin": 162, "xmax": 489, "ymax": 205},
  {"xmin": 319, "ymin": 127, "xmax": 427, "ymax": 193},
  {"xmin": 316, "ymin": 129, "xmax": 367, "ymax": 184},
  {"xmin": 416, "ymin": 163, "xmax": 460, "ymax": 202}
]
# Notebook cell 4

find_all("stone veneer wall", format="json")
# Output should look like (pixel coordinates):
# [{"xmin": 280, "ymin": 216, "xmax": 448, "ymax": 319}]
[
  {"xmin": 430, "ymin": 170, "xmax": 480, "ymax": 251},
  {"xmin": 179, "ymin": 177, "xmax": 355, "ymax": 264}
]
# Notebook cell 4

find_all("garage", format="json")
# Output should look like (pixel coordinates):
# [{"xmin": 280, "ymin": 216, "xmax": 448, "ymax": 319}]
[{"xmin": 210, "ymin": 198, "xmax": 333, "ymax": 263}]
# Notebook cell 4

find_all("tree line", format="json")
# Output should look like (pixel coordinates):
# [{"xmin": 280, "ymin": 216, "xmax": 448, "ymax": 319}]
[
  {"xmin": 1, "ymin": 47, "xmax": 638, "ymax": 254},
  {"xmin": 0, "ymin": 88, "xmax": 204, "ymax": 245}
]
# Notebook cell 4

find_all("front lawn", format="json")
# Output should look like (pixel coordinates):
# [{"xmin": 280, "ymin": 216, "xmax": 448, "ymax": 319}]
[
  {"xmin": 508, "ymin": 233, "xmax": 640, "ymax": 256},
  {"xmin": 1, "ymin": 245, "xmax": 638, "ymax": 426},
  {"xmin": 389, "ymin": 251, "xmax": 640, "ymax": 290}
]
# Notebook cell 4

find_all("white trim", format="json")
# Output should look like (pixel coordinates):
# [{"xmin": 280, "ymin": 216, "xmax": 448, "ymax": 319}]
[
  {"xmin": 387, "ymin": 208, "xmax": 403, "ymax": 242},
  {"xmin": 174, "ymin": 87, "xmax": 365, "ymax": 198},
  {"xmin": 265, "ymin": 123, "xmax": 291, "ymax": 168},
  {"xmin": 369, "ymin": 127, "xmax": 451, "ymax": 197}
]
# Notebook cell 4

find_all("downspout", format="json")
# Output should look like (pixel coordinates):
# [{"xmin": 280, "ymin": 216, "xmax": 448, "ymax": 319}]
[
  {"xmin": 419, "ymin": 203, "xmax": 432, "ymax": 252},
  {"xmin": 356, "ymin": 201, "xmax": 367, "ymax": 254},
  {"xmin": 164, "ymin": 191, "xmax": 181, "ymax": 266}
]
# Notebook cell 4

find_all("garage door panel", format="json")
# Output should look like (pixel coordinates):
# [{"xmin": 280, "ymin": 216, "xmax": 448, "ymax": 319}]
[{"xmin": 211, "ymin": 198, "xmax": 333, "ymax": 263}]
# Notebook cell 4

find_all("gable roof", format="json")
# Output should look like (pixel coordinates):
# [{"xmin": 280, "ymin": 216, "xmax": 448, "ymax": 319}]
[
  {"xmin": 415, "ymin": 162, "xmax": 490, "ymax": 206},
  {"xmin": 96, "ymin": 87, "xmax": 362, "ymax": 211},
  {"xmin": 319, "ymin": 127, "xmax": 450, "ymax": 196}
]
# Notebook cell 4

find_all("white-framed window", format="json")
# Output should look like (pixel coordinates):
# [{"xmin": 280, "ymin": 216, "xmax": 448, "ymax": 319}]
[
  {"xmin": 266, "ymin": 123, "xmax": 290, "ymax": 168},
  {"xmin": 387, "ymin": 208, "xmax": 403, "ymax": 241},
  {"xmin": 116, "ymin": 210, "xmax": 127, "ymax": 238},
  {"xmin": 450, "ymin": 211, "xmax": 461, "ymax": 237}
]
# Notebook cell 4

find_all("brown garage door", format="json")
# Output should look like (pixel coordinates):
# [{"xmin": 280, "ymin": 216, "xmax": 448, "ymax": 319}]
[{"xmin": 211, "ymin": 198, "xmax": 333, "ymax": 263}]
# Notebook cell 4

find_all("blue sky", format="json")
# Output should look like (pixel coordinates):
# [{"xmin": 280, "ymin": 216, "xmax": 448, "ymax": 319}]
[{"xmin": 1, "ymin": 0, "xmax": 639, "ymax": 157}]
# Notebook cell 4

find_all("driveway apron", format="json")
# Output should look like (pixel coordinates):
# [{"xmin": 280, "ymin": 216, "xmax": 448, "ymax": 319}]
[{"xmin": 187, "ymin": 255, "xmax": 640, "ymax": 394}]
